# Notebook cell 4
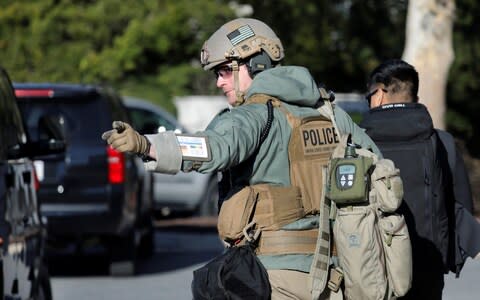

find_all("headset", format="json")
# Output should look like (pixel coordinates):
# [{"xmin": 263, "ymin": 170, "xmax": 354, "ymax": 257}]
[{"xmin": 246, "ymin": 51, "xmax": 273, "ymax": 78}]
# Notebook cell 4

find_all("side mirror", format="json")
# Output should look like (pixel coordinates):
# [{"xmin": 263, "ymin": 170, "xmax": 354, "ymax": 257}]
[
  {"xmin": 7, "ymin": 113, "xmax": 68, "ymax": 159},
  {"xmin": 7, "ymin": 139, "xmax": 66, "ymax": 160}
]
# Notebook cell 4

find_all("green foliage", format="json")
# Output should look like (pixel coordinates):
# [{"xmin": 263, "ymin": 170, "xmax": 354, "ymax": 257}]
[
  {"xmin": 447, "ymin": 0, "xmax": 480, "ymax": 154},
  {"xmin": 446, "ymin": 109, "xmax": 474, "ymax": 139},
  {"xmin": 240, "ymin": 0, "xmax": 408, "ymax": 92},
  {"xmin": 0, "ymin": 0, "xmax": 234, "ymax": 104}
]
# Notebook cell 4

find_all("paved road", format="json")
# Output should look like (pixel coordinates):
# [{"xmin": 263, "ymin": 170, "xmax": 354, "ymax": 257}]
[
  {"xmin": 444, "ymin": 258, "xmax": 480, "ymax": 300},
  {"xmin": 50, "ymin": 221, "xmax": 223, "ymax": 300},
  {"xmin": 50, "ymin": 219, "xmax": 480, "ymax": 300}
]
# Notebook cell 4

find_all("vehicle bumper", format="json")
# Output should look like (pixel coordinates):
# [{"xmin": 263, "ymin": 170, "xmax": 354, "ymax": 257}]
[{"xmin": 41, "ymin": 203, "xmax": 135, "ymax": 236}]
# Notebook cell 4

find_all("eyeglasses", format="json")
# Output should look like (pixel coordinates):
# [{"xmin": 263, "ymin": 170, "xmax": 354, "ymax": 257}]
[
  {"xmin": 365, "ymin": 88, "xmax": 387, "ymax": 104},
  {"xmin": 213, "ymin": 64, "xmax": 234, "ymax": 79}
]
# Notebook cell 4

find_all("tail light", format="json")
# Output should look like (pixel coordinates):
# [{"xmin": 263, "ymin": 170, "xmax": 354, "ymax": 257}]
[
  {"xmin": 15, "ymin": 89, "xmax": 55, "ymax": 98},
  {"xmin": 32, "ymin": 167, "xmax": 40, "ymax": 191},
  {"xmin": 107, "ymin": 146, "xmax": 125, "ymax": 184}
]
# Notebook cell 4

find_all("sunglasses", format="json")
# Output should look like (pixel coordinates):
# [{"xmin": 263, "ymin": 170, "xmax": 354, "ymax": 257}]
[
  {"xmin": 213, "ymin": 62, "xmax": 246, "ymax": 79},
  {"xmin": 213, "ymin": 64, "xmax": 234, "ymax": 79},
  {"xmin": 365, "ymin": 88, "xmax": 388, "ymax": 104}
]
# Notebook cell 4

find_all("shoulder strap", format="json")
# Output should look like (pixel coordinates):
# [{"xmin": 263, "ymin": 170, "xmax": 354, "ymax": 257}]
[
  {"xmin": 245, "ymin": 93, "xmax": 300, "ymax": 128},
  {"xmin": 317, "ymin": 99, "xmax": 342, "ymax": 142},
  {"xmin": 435, "ymin": 129, "xmax": 456, "ymax": 172}
]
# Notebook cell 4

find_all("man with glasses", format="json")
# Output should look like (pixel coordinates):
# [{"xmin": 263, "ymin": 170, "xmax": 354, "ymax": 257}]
[
  {"xmin": 103, "ymin": 18, "xmax": 380, "ymax": 299},
  {"xmin": 360, "ymin": 59, "xmax": 480, "ymax": 299}
]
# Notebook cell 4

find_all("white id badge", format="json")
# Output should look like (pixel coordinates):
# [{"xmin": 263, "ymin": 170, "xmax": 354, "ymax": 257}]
[{"xmin": 176, "ymin": 135, "xmax": 211, "ymax": 161}]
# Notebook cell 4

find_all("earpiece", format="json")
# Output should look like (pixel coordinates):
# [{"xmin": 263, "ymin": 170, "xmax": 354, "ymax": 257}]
[{"xmin": 247, "ymin": 51, "xmax": 273, "ymax": 78}]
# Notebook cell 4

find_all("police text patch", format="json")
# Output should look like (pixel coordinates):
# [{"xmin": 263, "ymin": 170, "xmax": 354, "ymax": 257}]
[{"xmin": 301, "ymin": 123, "xmax": 339, "ymax": 156}]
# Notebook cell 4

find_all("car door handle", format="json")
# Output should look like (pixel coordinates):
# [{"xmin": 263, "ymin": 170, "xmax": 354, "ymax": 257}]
[{"xmin": 22, "ymin": 171, "xmax": 32, "ymax": 184}]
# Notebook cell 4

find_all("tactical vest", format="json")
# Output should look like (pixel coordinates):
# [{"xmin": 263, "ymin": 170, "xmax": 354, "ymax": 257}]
[
  {"xmin": 217, "ymin": 93, "xmax": 339, "ymax": 298},
  {"xmin": 217, "ymin": 94, "xmax": 339, "ymax": 236},
  {"xmin": 246, "ymin": 94, "xmax": 340, "ymax": 216}
]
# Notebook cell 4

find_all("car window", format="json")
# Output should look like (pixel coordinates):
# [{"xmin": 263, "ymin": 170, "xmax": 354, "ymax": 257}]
[
  {"xmin": 106, "ymin": 89, "xmax": 130, "ymax": 122},
  {"xmin": 0, "ymin": 70, "xmax": 26, "ymax": 160},
  {"xmin": 17, "ymin": 96, "xmax": 111, "ymax": 144},
  {"xmin": 128, "ymin": 107, "xmax": 178, "ymax": 134}
]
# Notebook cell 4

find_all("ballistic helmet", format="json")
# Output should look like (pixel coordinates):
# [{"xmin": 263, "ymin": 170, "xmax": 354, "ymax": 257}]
[{"xmin": 200, "ymin": 18, "xmax": 284, "ymax": 71}]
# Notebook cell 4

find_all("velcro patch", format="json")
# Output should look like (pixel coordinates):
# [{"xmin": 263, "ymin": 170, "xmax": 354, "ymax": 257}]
[
  {"xmin": 300, "ymin": 123, "xmax": 340, "ymax": 156},
  {"xmin": 177, "ymin": 135, "xmax": 211, "ymax": 161},
  {"xmin": 227, "ymin": 25, "xmax": 255, "ymax": 46}
]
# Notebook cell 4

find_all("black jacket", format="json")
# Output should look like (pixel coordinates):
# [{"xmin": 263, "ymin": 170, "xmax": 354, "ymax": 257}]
[{"xmin": 361, "ymin": 102, "xmax": 480, "ymax": 276}]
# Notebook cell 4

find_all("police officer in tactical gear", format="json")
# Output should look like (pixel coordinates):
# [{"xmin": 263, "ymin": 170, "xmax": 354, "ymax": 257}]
[{"xmin": 103, "ymin": 18, "xmax": 381, "ymax": 299}]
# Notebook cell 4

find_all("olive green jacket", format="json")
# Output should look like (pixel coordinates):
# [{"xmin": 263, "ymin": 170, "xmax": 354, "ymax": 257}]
[{"xmin": 145, "ymin": 66, "xmax": 380, "ymax": 272}]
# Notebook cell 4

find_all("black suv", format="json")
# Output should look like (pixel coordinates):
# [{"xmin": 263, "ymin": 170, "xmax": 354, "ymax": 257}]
[
  {"xmin": 14, "ymin": 83, "xmax": 154, "ymax": 276},
  {"xmin": 0, "ymin": 67, "xmax": 54, "ymax": 299}
]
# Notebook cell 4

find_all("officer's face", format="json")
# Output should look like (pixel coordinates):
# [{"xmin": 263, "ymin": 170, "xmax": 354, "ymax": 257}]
[{"xmin": 215, "ymin": 63, "xmax": 253, "ymax": 105}]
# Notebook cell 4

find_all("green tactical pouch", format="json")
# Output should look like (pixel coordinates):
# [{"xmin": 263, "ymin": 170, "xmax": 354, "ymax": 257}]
[{"xmin": 326, "ymin": 155, "xmax": 374, "ymax": 205}]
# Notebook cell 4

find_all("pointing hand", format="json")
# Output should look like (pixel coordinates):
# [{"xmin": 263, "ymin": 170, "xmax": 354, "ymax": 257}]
[{"xmin": 101, "ymin": 121, "xmax": 150, "ymax": 155}]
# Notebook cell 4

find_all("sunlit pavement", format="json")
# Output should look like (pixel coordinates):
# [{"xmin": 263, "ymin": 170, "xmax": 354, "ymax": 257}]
[
  {"xmin": 154, "ymin": 217, "xmax": 480, "ymax": 300},
  {"xmin": 444, "ymin": 258, "xmax": 480, "ymax": 299},
  {"xmin": 50, "ymin": 217, "xmax": 480, "ymax": 300}
]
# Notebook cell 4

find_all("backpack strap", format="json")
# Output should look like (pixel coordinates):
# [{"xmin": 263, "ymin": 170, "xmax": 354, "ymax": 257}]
[
  {"xmin": 435, "ymin": 129, "xmax": 456, "ymax": 172},
  {"xmin": 309, "ymin": 92, "xmax": 346, "ymax": 299},
  {"xmin": 433, "ymin": 129, "xmax": 469, "ymax": 276},
  {"xmin": 317, "ymin": 93, "xmax": 342, "ymax": 141},
  {"xmin": 246, "ymin": 93, "xmax": 300, "ymax": 128},
  {"xmin": 309, "ymin": 163, "xmax": 331, "ymax": 299}
]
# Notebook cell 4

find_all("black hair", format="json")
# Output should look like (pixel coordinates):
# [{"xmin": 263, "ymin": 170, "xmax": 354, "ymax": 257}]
[{"xmin": 367, "ymin": 59, "xmax": 419, "ymax": 102}]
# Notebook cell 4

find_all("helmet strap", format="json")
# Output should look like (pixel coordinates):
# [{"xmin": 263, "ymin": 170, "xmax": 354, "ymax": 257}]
[{"xmin": 232, "ymin": 60, "xmax": 245, "ymax": 106}]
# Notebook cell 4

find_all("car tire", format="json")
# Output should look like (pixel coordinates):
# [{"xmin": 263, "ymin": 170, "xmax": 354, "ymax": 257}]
[
  {"xmin": 138, "ymin": 219, "xmax": 155, "ymax": 258},
  {"xmin": 35, "ymin": 264, "xmax": 52, "ymax": 300},
  {"xmin": 198, "ymin": 177, "xmax": 219, "ymax": 217},
  {"xmin": 136, "ymin": 182, "xmax": 155, "ymax": 258},
  {"xmin": 108, "ymin": 230, "xmax": 137, "ymax": 276}
]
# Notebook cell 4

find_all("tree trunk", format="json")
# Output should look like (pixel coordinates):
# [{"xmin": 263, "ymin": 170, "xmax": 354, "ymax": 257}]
[{"xmin": 402, "ymin": 0, "xmax": 455, "ymax": 129}]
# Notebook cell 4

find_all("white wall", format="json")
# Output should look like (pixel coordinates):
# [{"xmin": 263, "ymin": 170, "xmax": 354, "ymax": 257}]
[{"xmin": 174, "ymin": 96, "xmax": 229, "ymax": 133}]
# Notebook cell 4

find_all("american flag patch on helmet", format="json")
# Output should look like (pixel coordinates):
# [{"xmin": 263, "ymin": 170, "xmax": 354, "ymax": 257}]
[{"xmin": 227, "ymin": 25, "xmax": 255, "ymax": 46}]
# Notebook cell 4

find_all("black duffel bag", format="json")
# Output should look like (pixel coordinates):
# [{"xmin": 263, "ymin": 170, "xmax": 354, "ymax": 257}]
[{"xmin": 191, "ymin": 244, "xmax": 271, "ymax": 299}]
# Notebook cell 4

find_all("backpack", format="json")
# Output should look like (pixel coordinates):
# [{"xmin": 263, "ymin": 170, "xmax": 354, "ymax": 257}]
[
  {"xmin": 436, "ymin": 129, "xmax": 474, "ymax": 275},
  {"xmin": 326, "ymin": 135, "xmax": 412, "ymax": 299},
  {"xmin": 373, "ymin": 128, "xmax": 456, "ymax": 274}
]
